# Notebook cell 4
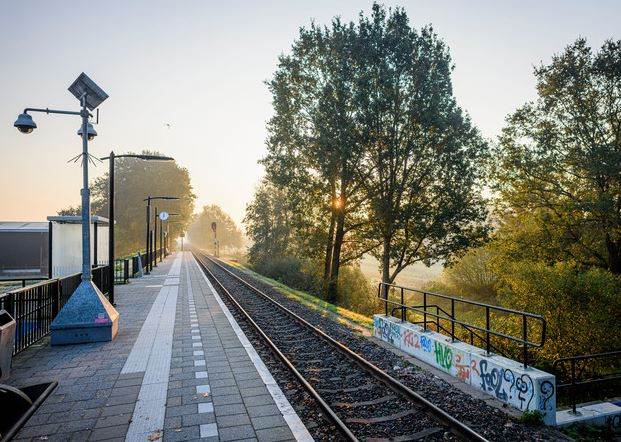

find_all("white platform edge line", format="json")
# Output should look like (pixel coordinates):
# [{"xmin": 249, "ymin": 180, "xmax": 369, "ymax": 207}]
[{"xmin": 190, "ymin": 253, "xmax": 314, "ymax": 442}]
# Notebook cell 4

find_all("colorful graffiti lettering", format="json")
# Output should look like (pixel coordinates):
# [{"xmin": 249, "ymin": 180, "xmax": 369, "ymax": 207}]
[
  {"xmin": 434, "ymin": 341, "xmax": 452, "ymax": 370},
  {"xmin": 403, "ymin": 329, "xmax": 415, "ymax": 348},
  {"xmin": 479, "ymin": 360, "xmax": 535, "ymax": 410},
  {"xmin": 375, "ymin": 318, "xmax": 401, "ymax": 346},
  {"xmin": 470, "ymin": 360, "xmax": 480, "ymax": 376},
  {"xmin": 479, "ymin": 360, "xmax": 508, "ymax": 401},
  {"xmin": 539, "ymin": 380, "xmax": 555, "ymax": 412},
  {"xmin": 420, "ymin": 335, "xmax": 433, "ymax": 353},
  {"xmin": 454, "ymin": 353, "xmax": 470, "ymax": 382},
  {"xmin": 504, "ymin": 369, "xmax": 534, "ymax": 410}
]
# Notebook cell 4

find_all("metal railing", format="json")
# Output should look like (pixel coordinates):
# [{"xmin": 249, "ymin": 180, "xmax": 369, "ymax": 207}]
[
  {"xmin": 378, "ymin": 282, "xmax": 546, "ymax": 368},
  {"xmin": 0, "ymin": 265, "xmax": 110, "ymax": 355},
  {"xmin": 553, "ymin": 351, "xmax": 621, "ymax": 414},
  {"xmin": 114, "ymin": 259, "xmax": 130, "ymax": 284},
  {"xmin": 0, "ymin": 277, "xmax": 48, "ymax": 293}
]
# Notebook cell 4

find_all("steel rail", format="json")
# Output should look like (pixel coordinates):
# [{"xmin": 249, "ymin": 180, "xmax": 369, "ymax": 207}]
[
  {"xmin": 192, "ymin": 250, "xmax": 488, "ymax": 442},
  {"xmin": 193, "ymin": 251, "xmax": 357, "ymax": 441}
]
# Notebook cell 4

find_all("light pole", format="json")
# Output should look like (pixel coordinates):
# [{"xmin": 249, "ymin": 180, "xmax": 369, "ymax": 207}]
[
  {"xmin": 163, "ymin": 213, "xmax": 180, "ymax": 257},
  {"xmin": 14, "ymin": 72, "xmax": 119, "ymax": 345},
  {"xmin": 144, "ymin": 196, "xmax": 178, "ymax": 273},
  {"xmin": 100, "ymin": 153, "xmax": 173, "ymax": 304}
]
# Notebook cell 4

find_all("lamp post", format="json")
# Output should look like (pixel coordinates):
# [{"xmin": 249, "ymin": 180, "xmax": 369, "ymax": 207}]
[
  {"xmin": 13, "ymin": 72, "xmax": 119, "ymax": 345},
  {"xmin": 162, "ymin": 213, "xmax": 180, "ymax": 258},
  {"xmin": 100, "ymin": 153, "xmax": 173, "ymax": 304},
  {"xmin": 144, "ymin": 196, "xmax": 178, "ymax": 273}
]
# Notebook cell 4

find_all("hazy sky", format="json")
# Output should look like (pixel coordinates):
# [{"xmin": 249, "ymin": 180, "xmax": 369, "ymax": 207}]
[{"xmin": 1, "ymin": 1, "xmax": 619, "ymax": 226}]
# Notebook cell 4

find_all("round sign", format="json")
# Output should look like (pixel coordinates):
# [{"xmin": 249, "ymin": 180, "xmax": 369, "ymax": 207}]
[{"xmin": 159, "ymin": 211, "xmax": 169, "ymax": 221}]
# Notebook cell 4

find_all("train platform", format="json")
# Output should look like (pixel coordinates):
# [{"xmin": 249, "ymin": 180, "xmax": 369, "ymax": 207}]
[{"xmin": 6, "ymin": 252, "xmax": 311, "ymax": 442}]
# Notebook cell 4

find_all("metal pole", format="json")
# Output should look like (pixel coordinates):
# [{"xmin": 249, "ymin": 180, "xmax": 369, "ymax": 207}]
[
  {"xmin": 154, "ymin": 206, "xmax": 158, "ymax": 267},
  {"xmin": 108, "ymin": 151, "xmax": 115, "ymax": 304},
  {"xmin": 48, "ymin": 221, "xmax": 53, "ymax": 279},
  {"xmin": 145, "ymin": 197, "xmax": 151, "ymax": 274},
  {"xmin": 93, "ymin": 221, "xmax": 98, "ymax": 267},
  {"xmin": 80, "ymin": 95, "xmax": 92, "ymax": 281},
  {"xmin": 159, "ymin": 218, "xmax": 163, "ymax": 263}
]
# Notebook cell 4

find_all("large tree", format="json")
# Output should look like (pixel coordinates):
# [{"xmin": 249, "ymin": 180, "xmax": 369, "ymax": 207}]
[
  {"xmin": 355, "ymin": 5, "xmax": 489, "ymax": 284},
  {"xmin": 495, "ymin": 39, "xmax": 621, "ymax": 274},
  {"xmin": 264, "ymin": 17, "xmax": 371, "ymax": 301},
  {"xmin": 59, "ymin": 150, "xmax": 195, "ymax": 256},
  {"xmin": 255, "ymin": 3, "xmax": 489, "ymax": 299}
]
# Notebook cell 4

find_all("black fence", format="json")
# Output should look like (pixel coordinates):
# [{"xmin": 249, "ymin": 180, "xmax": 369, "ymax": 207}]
[
  {"xmin": 114, "ymin": 259, "xmax": 130, "ymax": 284},
  {"xmin": 553, "ymin": 351, "xmax": 621, "ymax": 414},
  {"xmin": 0, "ymin": 266, "xmax": 111, "ymax": 355},
  {"xmin": 377, "ymin": 282, "xmax": 546, "ymax": 368}
]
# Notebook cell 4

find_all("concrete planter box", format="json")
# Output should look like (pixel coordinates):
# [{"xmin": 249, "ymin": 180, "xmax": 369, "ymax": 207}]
[{"xmin": 373, "ymin": 314, "xmax": 557, "ymax": 425}]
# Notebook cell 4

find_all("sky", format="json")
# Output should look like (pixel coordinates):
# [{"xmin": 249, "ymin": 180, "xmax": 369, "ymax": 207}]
[{"xmin": 1, "ymin": 0, "xmax": 619, "ymax": 227}]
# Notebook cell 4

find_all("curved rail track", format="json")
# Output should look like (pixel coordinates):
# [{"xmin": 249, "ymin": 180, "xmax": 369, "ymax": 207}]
[{"xmin": 192, "ymin": 250, "xmax": 488, "ymax": 442}]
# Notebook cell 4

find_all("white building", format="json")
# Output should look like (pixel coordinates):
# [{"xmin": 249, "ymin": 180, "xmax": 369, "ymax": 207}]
[{"xmin": 0, "ymin": 216, "xmax": 109, "ymax": 278}]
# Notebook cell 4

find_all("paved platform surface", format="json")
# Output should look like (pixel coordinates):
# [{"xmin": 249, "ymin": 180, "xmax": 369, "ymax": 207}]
[{"xmin": 7, "ymin": 252, "xmax": 310, "ymax": 442}]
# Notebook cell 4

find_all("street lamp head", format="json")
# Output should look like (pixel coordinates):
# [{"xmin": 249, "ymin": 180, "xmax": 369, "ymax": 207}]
[
  {"xmin": 77, "ymin": 122, "xmax": 97, "ymax": 141},
  {"xmin": 14, "ymin": 113, "xmax": 36, "ymax": 134}
]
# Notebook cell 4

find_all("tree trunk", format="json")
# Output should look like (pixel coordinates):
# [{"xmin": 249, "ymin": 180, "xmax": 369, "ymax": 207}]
[
  {"xmin": 381, "ymin": 237, "xmax": 391, "ymax": 284},
  {"xmin": 321, "ymin": 209, "xmax": 336, "ymax": 297},
  {"xmin": 327, "ymin": 208, "xmax": 345, "ymax": 303},
  {"xmin": 606, "ymin": 235, "xmax": 621, "ymax": 274}
]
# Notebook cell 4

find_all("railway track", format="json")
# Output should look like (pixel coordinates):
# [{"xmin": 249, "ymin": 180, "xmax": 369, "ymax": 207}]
[{"xmin": 192, "ymin": 250, "xmax": 488, "ymax": 442}]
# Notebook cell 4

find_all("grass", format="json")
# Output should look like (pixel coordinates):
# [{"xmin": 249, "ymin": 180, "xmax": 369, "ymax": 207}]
[{"xmin": 224, "ymin": 259, "xmax": 374, "ymax": 331}]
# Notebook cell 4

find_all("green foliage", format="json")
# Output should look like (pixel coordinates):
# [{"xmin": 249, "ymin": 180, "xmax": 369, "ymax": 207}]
[
  {"xmin": 252, "ymin": 255, "xmax": 321, "ymax": 294},
  {"xmin": 59, "ymin": 150, "xmax": 195, "ymax": 256},
  {"xmin": 437, "ymin": 247, "xmax": 498, "ymax": 302},
  {"xmin": 335, "ymin": 265, "xmax": 377, "ymax": 316},
  {"xmin": 494, "ymin": 38, "xmax": 621, "ymax": 274},
  {"xmin": 496, "ymin": 260, "xmax": 621, "ymax": 362},
  {"xmin": 249, "ymin": 254, "xmax": 376, "ymax": 317},
  {"xmin": 187, "ymin": 204, "xmax": 243, "ymax": 253},
  {"xmin": 249, "ymin": 3, "xmax": 489, "ymax": 304},
  {"xmin": 518, "ymin": 410, "xmax": 544, "ymax": 426}
]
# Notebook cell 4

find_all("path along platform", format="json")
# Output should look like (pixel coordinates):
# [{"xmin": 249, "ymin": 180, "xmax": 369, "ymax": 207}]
[{"xmin": 7, "ymin": 252, "xmax": 312, "ymax": 442}]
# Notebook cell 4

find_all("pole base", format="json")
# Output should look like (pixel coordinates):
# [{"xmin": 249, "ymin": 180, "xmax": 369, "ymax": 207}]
[{"xmin": 50, "ymin": 280, "xmax": 119, "ymax": 345}]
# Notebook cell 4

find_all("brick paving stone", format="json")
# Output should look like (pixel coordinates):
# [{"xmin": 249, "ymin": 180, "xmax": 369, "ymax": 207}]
[
  {"xmin": 218, "ymin": 424, "xmax": 256, "ymax": 441},
  {"xmin": 6, "ymin": 257, "xmax": 173, "ymax": 441},
  {"xmin": 6, "ymin": 252, "xmax": 307, "ymax": 442},
  {"xmin": 251, "ymin": 415, "xmax": 290, "ymax": 431},
  {"xmin": 89, "ymin": 424, "xmax": 130, "ymax": 441}
]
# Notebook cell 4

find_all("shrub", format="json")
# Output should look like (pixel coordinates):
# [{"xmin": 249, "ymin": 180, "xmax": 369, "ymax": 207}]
[
  {"xmin": 336, "ymin": 266, "xmax": 378, "ymax": 316},
  {"xmin": 250, "ymin": 255, "xmax": 379, "ymax": 317},
  {"xmin": 496, "ymin": 261, "xmax": 621, "ymax": 364}
]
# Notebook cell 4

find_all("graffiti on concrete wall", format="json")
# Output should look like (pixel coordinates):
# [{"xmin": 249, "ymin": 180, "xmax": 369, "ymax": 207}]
[
  {"xmin": 374, "ymin": 315, "xmax": 557, "ymax": 424},
  {"xmin": 374, "ymin": 315, "xmax": 401, "ymax": 346}
]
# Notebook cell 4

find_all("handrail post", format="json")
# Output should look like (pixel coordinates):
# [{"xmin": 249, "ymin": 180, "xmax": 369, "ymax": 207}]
[
  {"xmin": 450, "ymin": 299, "xmax": 455, "ymax": 342},
  {"xmin": 52, "ymin": 280, "xmax": 60, "ymax": 317},
  {"xmin": 383, "ymin": 285, "xmax": 388, "ymax": 316},
  {"xmin": 423, "ymin": 292, "xmax": 427, "ymax": 332},
  {"xmin": 570, "ymin": 359, "xmax": 578, "ymax": 415},
  {"xmin": 436, "ymin": 306, "xmax": 440, "ymax": 332},
  {"xmin": 400, "ymin": 287, "xmax": 405, "ymax": 322},
  {"xmin": 485, "ymin": 306, "xmax": 490, "ymax": 355},
  {"xmin": 522, "ymin": 315, "xmax": 528, "ymax": 369}
]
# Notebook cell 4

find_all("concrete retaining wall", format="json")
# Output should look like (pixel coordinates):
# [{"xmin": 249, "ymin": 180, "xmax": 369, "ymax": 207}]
[{"xmin": 373, "ymin": 314, "xmax": 557, "ymax": 425}]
